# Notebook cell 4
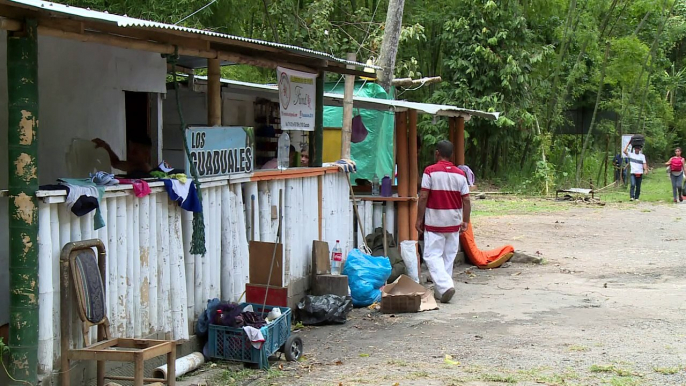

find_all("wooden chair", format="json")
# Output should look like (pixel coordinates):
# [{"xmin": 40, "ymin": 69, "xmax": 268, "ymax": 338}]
[{"xmin": 60, "ymin": 239, "xmax": 176, "ymax": 386}]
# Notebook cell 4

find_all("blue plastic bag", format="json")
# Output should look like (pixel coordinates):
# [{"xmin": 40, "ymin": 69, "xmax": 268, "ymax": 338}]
[{"xmin": 343, "ymin": 249, "xmax": 392, "ymax": 307}]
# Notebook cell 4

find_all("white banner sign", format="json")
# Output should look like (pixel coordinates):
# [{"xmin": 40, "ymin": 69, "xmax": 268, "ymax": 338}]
[
  {"xmin": 622, "ymin": 134, "xmax": 633, "ymax": 152},
  {"xmin": 277, "ymin": 66, "xmax": 317, "ymax": 131}
]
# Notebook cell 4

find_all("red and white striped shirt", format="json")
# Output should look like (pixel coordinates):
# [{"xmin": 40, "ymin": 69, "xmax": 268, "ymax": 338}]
[{"xmin": 421, "ymin": 160, "xmax": 470, "ymax": 233}]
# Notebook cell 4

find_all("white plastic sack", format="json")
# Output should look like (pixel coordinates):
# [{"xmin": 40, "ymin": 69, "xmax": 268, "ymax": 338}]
[{"xmin": 400, "ymin": 240, "xmax": 419, "ymax": 283}]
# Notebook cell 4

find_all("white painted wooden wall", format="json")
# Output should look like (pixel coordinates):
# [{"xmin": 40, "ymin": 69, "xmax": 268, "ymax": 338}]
[
  {"xmin": 36, "ymin": 189, "xmax": 189, "ymax": 375},
  {"xmin": 31, "ymin": 171, "xmax": 366, "ymax": 375}
]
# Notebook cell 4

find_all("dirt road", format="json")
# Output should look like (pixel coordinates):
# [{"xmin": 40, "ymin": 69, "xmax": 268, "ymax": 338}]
[{"xmin": 280, "ymin": 202, "xmax": 686, "ymax": 386}]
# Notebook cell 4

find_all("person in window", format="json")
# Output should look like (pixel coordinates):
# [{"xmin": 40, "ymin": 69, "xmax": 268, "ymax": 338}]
[
  {"xmin": 300, "ymin": 150, "xmax": 310, "ymax": 167},
  {"xmin": 93, "ymin": 136, "xmax": 153, "ymax": 178},
  {"xmin": 262, "ymin": 145, "xmax": 296, "ymax": 169}
]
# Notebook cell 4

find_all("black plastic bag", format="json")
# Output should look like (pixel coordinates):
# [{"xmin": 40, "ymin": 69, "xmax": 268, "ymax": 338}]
[{"xmin": 297, "ymin": 294, "xmax": 353, "ymax": 325}]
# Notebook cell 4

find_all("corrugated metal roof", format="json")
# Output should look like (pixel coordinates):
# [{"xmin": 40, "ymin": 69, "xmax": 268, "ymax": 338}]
[
  {"xmin": 7, "ymin": 0, "xmax": 381, "ymax": 70},
  {"xmin": 189, "ymin": 75, "xmax": 500, "ymax": 120}
]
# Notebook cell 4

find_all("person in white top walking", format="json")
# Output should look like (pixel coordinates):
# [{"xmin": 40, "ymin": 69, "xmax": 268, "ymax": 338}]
[{"xmin": 623, "ymin": 142, "xmax": 648, "ymax": 201}]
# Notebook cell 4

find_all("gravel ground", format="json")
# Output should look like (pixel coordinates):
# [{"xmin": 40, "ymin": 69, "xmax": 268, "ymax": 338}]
[{"xmin": 188, "ymin": 201, "xmax": 686, "ymax": 386}]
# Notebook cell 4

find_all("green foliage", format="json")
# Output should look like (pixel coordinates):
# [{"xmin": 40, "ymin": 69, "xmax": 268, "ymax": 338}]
[{"xmin": 52, "ymin": 0, "xmax": 686, "ymax": 193}]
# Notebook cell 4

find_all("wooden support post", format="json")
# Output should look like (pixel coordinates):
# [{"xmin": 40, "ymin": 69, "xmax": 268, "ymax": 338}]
[
  {"xmin": 340, "ymin": 53, "xmax": 356, "ymax": 159},
  {"xmin": 408, "ymin": 109, "xmax": 419, "ymax": 242},
  {"xmin": 8, "ymin": 19, "xmax": 39, "ymax": 385},
  {"xmin": 396, "ymin": 111, "xmax": 410, "ymax": 243},
  {"xmin": 448, "ymin": 117, "xmax": 456, "ymax": 164},
  {"xmin": 456, "ymin": 116, "xmax": 465, "ymax": 165},
  {"xmin": 311, "ymin": 71, "xmax": 324, "ymax": 167},
  {"xmin": 207, "ymin": 58, "xmax": 221, "ymax": 126}
]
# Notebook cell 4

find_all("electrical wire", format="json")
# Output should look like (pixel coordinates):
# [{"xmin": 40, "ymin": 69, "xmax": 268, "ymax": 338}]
[{"xmin": 175, "ymin": 0, "xmax": 218, "ymax": 25}]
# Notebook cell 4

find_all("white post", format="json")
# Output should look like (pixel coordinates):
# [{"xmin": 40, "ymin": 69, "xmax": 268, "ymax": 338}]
[
  {"xmin": 49, "ymin": 204, "xmax": 61, "ymax": 364},
  {"xmin": 220, "ymin": 185, "xmax": 234, "ymax": 302},
  {"xmin": 105, "ymin": 198, "xmax": 118, "ymax": 338},
  {"xmin": 125, "ymin": 196, "xmax": 135, "ymax": 337},
  {"xmin": 37, "ymin": 201, "xmax": 53, "ymax": 374},
  {"xmin": 157, "ymin": 195, "xmax": 171, "ymax": 336},
  {"xmin": 148, "ymin": 193, "xmax": 159, "ymax": 334},
  {"xmin": 132, "ymin": 197, "xmax": 141, "ymax": 338},
  {"xmin": 139, "ymin": 195, "xmax": 151, "ymax": 336}
]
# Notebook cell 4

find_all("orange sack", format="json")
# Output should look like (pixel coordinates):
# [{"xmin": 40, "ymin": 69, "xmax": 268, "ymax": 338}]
[{"xmin": 459, "ymin": 223, "xmax": 515, "ymax": 269}]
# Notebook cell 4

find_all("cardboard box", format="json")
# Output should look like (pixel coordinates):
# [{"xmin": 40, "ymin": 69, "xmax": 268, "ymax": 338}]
[
  {"xmin": 249, "ymin": 241, "xmax": 283, "ymax": 287},
  {"xmin": 381, "ymin": 275, "xmax": 438, "ymax": 314}
]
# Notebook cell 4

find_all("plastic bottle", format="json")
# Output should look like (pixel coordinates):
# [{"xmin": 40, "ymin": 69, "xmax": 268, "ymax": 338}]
[
  {"xmin": 371, "ymin": 174, "xmax": 380, "ymax": 196},
  {"xmin": 381, "ymin": 175, "xmax": 392, "ymax": 197},
  {"xmin": 277, "ymin": 132, "xmax": 291, "ymax": 170},
  {"xmin": 331, "ymin": 240, "xmax": 343, "ymax": 275}
]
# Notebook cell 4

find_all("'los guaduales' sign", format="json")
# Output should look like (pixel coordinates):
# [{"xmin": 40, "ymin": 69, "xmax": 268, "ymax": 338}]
[{"xmin": 185, "ymin": 126, "xmax": 255, "ymax": 177}]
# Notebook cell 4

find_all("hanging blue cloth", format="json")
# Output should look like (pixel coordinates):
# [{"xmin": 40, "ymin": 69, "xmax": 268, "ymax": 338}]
[{"xmin": 162, "ymin": 179, "xmax": 202, "ymax": 213}]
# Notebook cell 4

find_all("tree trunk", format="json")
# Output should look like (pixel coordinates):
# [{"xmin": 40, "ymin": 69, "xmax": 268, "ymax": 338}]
[
  {"xmin": 603, "ymin": 134, "xmax": 610, "ymax": 187},
  {"xmin": 577, "ymin": 41, "xmax": 610, "ymax": 183},
  {"xmin": 480, "ymin": 135, "xmax": 489, "ymax": 178},
  {"xmin": 520, "ymin": 134, "xmax": 532, "ymax": 169},
  {"xmin": 377, "ymin": 0, "xmax": 406, "ymax": 92}
]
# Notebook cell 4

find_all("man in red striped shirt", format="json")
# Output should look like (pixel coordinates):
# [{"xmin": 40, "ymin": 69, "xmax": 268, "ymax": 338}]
[{"xmin": 415, "ymin": 140, "xmax": 471, "ymax": 303}]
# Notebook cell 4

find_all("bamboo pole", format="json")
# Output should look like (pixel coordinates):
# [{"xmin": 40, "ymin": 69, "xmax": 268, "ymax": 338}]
[
  {"xmin": 125, "ymin": 196, "xmax": 135, "ymax": 337},
  {"xmin": 396, "ymin": 111, "xmax": 410, "ymax": 243},
  {"xmin": 408, "ymin": 109, "xmax": 419, "ymax": 242},
  {"xmin": 148, "ymin": 195, "xmax": 159, "ymax": 333},
  {"xmin": 132, "ymin": 198, "xmax": 142, "ymax": 338},
  {"xmin": 456, "ymin": 116, "xmax": 465, "ymax": 165},
  {"xmin": 170, "ymin": 206, "xmax": 188, "ymax": 340},
  {"xmin": 341, "ymin": 53, "xmax": 356, "ymax": 159},
  {"xmin": 158, "ymin": 195, "xmax": 172, "ymax": 337},
  {"xmin": 7, "ymin": 19, "xmax": 39, "ymax": 384},
  {"xmin": 208, "ymin": 58, "xmax": 222, "ymax": 126},
  {"xmin": 234, "ymin": 185, "xmax": 250, "ymax": 298},
  {"xmin": 37, "ymin": 201, "xmax": 53, "ymax": 374},
  {"xmin": 115, "ymin": 196, "xmax": 127, "ymax": 338},
  {"xmin": 139, "ymin": 195, "xmax": 151, "ymax": 335},
  {"xmin": 49, "ymin": 204, "xmax": 60, "ymax": 365},
  {"xmin": 220, "ymin": 185, "xmax": 233, "ymax": 301}
]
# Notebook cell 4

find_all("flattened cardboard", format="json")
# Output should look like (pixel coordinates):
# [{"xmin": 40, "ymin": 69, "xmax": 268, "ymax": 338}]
[
  {"xmin": 381, "ymin": 274, "xmax": 438, "ymax": 313},
  {"xmin": 249, "ymin": 241, "xmax": 283, "ymax": 287}
]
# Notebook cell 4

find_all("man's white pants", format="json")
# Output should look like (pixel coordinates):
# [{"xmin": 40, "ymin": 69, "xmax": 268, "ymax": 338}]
[{"xmin": 423, "ymin": 231, "xmax": 459, "ymax": 296}]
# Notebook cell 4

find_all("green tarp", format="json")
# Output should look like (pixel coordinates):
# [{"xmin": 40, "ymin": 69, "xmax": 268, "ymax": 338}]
[{"xmin": 324, "ymin": 81, "xmax": 395, "ymax": 184}]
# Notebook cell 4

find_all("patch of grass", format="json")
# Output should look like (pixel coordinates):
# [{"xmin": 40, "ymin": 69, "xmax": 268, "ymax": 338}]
[
  {"xmin": 408, "ymin": 371, "xmax": 430, "ymax": 379},
  {"xmin": 479, "ymin": 373, "xmax": 518, "ymax": 383},
  {"xmin": 214, "ymin": 368, "xmax": 257, "ymax": 385},
  {"xmin": 518, "ymin": 367, "xmax": 581, "ymax": 384},
  {"xmin": 386, "ymin": 359, "xmax": 409, "ymax": 367},
  {"xmin": 591, "ymin": 364, "xmax": 616, "ymax": 373},
  {"xmin": 601, "ymin": 172, "xmax": 675, "ymax": 203},
  {"xmin": 590, "ymin": 365, "xmax": 640, "ymax": 377},
  {"xmin": 472, "ymin": 197, "xmax": 568, "ymax": 217},
  {"xmin": 569, "ymin": 344, "xmax": 590, "ymax": 352},
  {"xmin": 607, "ymin": 376, "xmax": 641, "ymax": 386},
  {"xmin": 654, "ymin": 366, "xmax": 680, "ymax": 375}
]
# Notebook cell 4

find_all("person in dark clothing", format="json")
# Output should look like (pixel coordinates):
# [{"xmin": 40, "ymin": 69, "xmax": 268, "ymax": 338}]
[
  {"xmin": 613, "ymin": 153, "xmax": 623, "ymax": 184},
  {"xmin": 93, "ymin": 136, "xmax": 153, "ymax": 178}
]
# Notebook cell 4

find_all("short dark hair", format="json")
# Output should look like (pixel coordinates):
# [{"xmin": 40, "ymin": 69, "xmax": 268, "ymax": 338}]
[
  {"xmin": 677, "ymin": 147, "xmax": 682, "ymax": 151},
  {"xmin": 289, "ymin": 145, "xmax": 296, "ymax": 153},
  {"xmin": 436, "ymin": 140, "xmax": 453, "ymax": 158}
]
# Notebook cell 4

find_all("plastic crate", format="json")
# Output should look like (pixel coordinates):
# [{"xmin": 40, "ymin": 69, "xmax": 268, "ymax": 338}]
[{"xmin": 207, "ymin": 303, "xmax": 292, "ymax": 369}]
